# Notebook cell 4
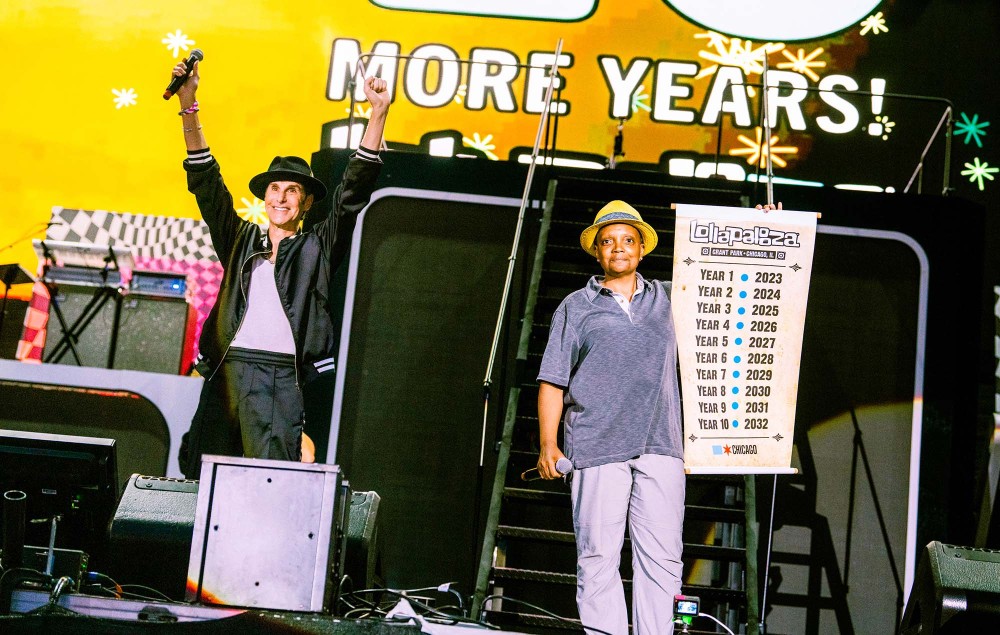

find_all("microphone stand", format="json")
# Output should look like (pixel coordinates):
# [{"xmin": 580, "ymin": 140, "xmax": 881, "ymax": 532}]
[
  {"xmin": 103, "ymin": 246, "xmax": 125, "ymax": 369},
  {"xmin": 607, "ymin": 118, "xmax": 625, "ymax": 169},
  {"xmin": 38, "ymin": 240, "xmax": 83, "ymax": 366},
  {"xmin": 475, "ymin": 38, "xmax": 563, "ymax": 585},
  {"xmin": 0, "ymin": 221, "xmax": 53, "ymax": 256}
]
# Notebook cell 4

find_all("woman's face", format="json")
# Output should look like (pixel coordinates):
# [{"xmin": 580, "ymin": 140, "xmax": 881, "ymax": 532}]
[{"xmin": 595, "ymin": 223, "xmax": 644, "ymax": 277}]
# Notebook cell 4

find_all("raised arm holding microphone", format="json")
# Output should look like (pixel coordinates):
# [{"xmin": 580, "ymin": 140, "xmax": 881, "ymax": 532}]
[{"xmin": 169, "ymin": 57, "xmax": 390, "ymax": 479}]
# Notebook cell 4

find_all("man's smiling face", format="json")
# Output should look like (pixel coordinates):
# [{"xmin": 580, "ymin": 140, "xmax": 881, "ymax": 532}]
[{"xmin": 265, "ymin": 180, "xmax": 313, "ymax": 230}]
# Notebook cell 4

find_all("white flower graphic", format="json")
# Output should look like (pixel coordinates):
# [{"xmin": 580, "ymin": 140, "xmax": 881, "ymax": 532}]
[
  {"xmin": 112, "ymin": 88, "xmax": 137, "ymax": 109},
  {"xmin": 162, "ymin": 29, "xmax": 195, "ymax": 58}
]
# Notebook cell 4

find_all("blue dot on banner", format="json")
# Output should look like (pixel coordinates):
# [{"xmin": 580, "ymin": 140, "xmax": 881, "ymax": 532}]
[
  {"xmin": 733, "ymin": 370, "xmax": 741, "ymax": 378},
  {"xmin": 733, "ymin": 420, "xmax": 739, "ymax": 428},
  {"xmin": 733, "ymin": 387, "xmax": 740, "ymax": 394},
  {"xmin": 738, "ymin": 307, "xmax": 746, "ymax": 315},
  {"xmin": 741, "ymin": 274, "xmax": 748, "ymax": 281},
  {"xmin": 737, "ymin": 322, "xmax": 745, "ymax": 329},
  {"xmin": 735, "ymin": 337, "xmax": 743, "ymax": 345},
  {"xmin": 732, "ymin": 402, "xmax": 739, "ymax": 410},
  {"xmin": 734, "ymin": 356, "xmax": 741, "ymax": 363},
  {"xmin": 739, "ymin": 291, "xmax": 747, "ymax": 298}
]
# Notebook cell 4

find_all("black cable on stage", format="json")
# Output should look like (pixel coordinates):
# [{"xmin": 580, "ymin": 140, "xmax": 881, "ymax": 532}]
[
  {"xmin": 479, "ymin": 594, "xmax": 615, "ymax": 635},
  {"xmin": 82, "ymin": 570, "xmax": 172, "ymax": 603},
  {"xmin": 117, "ymin": 584, "xmax": 174, "ymax": 602},
  {"xmin": 337, "ymin": 576, "xmax": 386, "ymax": 618},
  {"xmin": 343, "ymin": 606, "xmax": 384, "ymax": 619},
  {"xmin": 344, "ymin": 587, "xmax": 497, "ymax": 630}
]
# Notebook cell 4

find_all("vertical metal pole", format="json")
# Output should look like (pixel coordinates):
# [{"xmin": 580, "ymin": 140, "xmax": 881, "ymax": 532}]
[
  {"xmin": 845, "ymin": 432, "xmax": 861, "ymax": 585},
  {"xmin": 760, "ymin": 475, "xmax": 778, "ymax": 634},
  {"xmin": 714, "ymin": 115, "xmax": 724, "ymax": 176},
  {"xmin": 472, "ymin": 39, "xmax": 563, "ymax": 610},
  {"xmin": 45, "ymin": 515, "xmax": 60, "ymax": 576},
  {"xmin": 551, "ymin": 73, "xmax": 563, "ymax": 160},
  {"xmin": 942, "ymin": 106, "xmax": 953, "ymax": 194},
  {"xmin": 905, "ymin": 107, "xmax": 952, "ymax": 194},
  {"xmin": 348, "ymin": 59, "xmax": 363, "ymax": 149},
  {"xmin": 480, "ymin": 38, "xmax": 564, "ymax": 466},
  {"xmin": 761, "ymin": 56, "xmax": 774, "ymax": 207}
]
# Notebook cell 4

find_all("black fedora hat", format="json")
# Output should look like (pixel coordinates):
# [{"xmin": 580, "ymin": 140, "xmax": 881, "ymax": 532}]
[{"xmin": 248, "ymin": 156, "xmax": 327, "ymax": 202}]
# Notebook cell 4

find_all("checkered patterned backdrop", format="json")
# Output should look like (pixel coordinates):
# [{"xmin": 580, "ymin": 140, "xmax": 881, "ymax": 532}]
[{"xmin": 39, "ymin": 206, "xmax": 223, "ymax": 362}]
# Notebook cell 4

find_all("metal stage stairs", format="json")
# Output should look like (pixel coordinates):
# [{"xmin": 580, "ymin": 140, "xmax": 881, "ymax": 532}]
[{"xmin": 473, "ymin": 176, "xmax": 761, "ymax": 634}]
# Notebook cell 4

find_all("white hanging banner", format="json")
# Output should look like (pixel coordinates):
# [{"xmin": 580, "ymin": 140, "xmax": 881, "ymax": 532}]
[{"xmin": 671, "ymin": 204, "xmax": 817, "ymax": 474}]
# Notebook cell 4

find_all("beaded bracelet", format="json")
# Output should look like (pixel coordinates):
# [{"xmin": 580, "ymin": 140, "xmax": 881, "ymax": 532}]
[{"xmin": 178, "ymin": 101, "xmax": 200, "ymax": 116}]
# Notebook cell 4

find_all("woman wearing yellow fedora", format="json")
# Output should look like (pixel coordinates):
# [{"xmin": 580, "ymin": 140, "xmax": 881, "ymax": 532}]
[{"xmin": 536, "ymin": 200, "xmax": 683, "ymax": 635}]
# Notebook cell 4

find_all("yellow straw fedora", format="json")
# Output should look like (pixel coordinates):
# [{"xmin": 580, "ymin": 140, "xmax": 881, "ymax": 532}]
[{"xmin": 578, "ymin": 200, "xmax": 658, "ymax": 255}]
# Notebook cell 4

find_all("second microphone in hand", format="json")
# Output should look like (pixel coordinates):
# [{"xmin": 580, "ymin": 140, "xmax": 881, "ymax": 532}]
[{"xmin": 521, "ymin": 457, "xmax": 573, "ymax": 481}]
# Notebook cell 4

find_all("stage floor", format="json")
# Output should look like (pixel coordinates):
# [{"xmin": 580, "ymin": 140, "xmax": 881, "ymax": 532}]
[{"xmin": 6, "ymin": 589, "xmax": 529, "ymax": 634}]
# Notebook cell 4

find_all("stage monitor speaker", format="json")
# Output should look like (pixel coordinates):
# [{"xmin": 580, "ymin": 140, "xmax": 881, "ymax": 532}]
[
  {"xmin": 46, "ymin": 283, "xmax": 194, "ymax": 374},
  {"xmin": 185, "ymin": 456, "xmax": 348, "ymax": 613},
  {"xmin": 345, "ymin": 490, "xmax": 381, "ymax": 590},
  {"xmin": 899, "ymin": 541, "xmax": 1000, "ymax": 634},
  {"xmin": 107, "ymin": 474, "xmax": 199, "ymax": 601},
  {"xmin": 106, "ymin": 474, "xmax": 380, "ymax": 606}
]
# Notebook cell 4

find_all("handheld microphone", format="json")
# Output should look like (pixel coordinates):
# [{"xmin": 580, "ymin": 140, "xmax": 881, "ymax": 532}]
[
  {"xmin": 163, "ymin": 49, "xmax": 204, "ymax": 100},
  {"xmin": 521, "ymin": 457, "xmax": 573, "ymax": 481}
]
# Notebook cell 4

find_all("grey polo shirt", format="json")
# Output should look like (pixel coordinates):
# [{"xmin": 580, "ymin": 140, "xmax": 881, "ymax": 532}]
[{"xmin": 537, "ymin": 273, "xmax": 683, "ymax": 469}]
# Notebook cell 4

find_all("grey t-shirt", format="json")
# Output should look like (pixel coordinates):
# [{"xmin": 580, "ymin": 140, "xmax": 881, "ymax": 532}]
[{"xmin": 537, "ymin": 273, "xmax": 683, "ymax": 469}]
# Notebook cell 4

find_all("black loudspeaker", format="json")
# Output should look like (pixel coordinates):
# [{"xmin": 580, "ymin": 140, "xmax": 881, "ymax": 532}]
[
  {"xmin": 0, "ymin": 298, "xmax": 27, "ymax": 359},
  {"xmin": 106, "ymin": 476, "xmax": 380, "ymax": 603},
  {"xmin": 107, "ymin": 474, "xmax": 199, "ymax": 601},
  {"xmin": 114, "ymin": 294, "xmax": 195, "ymax": 374},
  {"xmin": 45, "ymin": 284, "xmax": 194, "ymax": 374},
  {"xmin": 345, "ymin": 490, "xmax": 381, "ymax": 590},
  {"xmin": 899, "ymin": 541, "xmax": 1000, "ymax": 634}
]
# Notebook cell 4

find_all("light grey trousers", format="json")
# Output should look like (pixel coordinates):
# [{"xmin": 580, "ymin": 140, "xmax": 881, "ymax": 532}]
[{"xmin": 570, "ymin": 454, "xmax": 686, "ymax": 635}]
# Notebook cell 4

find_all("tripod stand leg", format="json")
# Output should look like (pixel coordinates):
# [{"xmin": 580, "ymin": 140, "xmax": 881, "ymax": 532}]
[
  {"xmin": 45, "ymin": 286, "xmax": 114, "ymax": 366},
  {"xmin": 107, "ymin": 290, "xmax": 124, "ymax": 369},
  {"xmin": 42, "ymin": 282, "xmax": 86, "ymax": 366},
  {"xmin": 0, "ymin": 285, "xmax": 9, "ymax": 349}
]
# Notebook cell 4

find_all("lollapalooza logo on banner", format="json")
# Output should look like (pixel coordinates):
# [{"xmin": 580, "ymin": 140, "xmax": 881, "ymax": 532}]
[
  {"xmin": 333, "ymin": 1, "xmax": 891, "ymax": 138},
  {"xmin": 689, "ymin": 221, "xmax": 802, "ymax": 248}
]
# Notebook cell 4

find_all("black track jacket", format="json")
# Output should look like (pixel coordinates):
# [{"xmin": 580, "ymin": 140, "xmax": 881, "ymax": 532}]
[{"xmin": 183, "ymin": 150, "xmax": 380, "ymax": 387}]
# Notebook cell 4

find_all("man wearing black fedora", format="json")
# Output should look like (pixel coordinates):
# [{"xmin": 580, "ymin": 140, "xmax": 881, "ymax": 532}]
[{"xmin": 168, "ymin": 58, "xmax": 389, "ymax": 478}]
